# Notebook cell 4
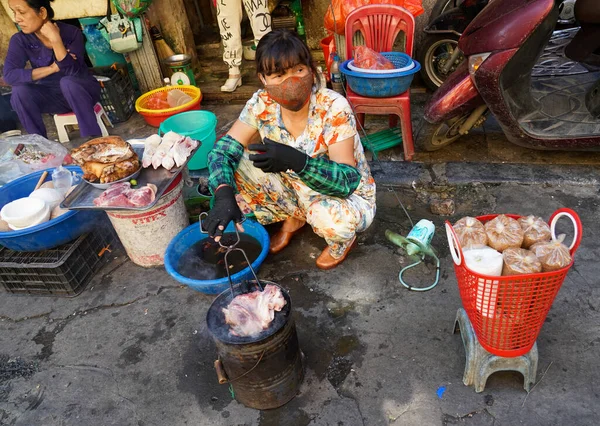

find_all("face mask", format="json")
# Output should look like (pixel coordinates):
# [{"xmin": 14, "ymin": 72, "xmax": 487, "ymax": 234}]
[{"xmin": 264, "ymin": 72, "xmax": 314, "ymax": 112}]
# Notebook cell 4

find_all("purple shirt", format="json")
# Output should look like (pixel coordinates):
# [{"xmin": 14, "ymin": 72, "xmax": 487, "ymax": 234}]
[{"xmin": 3, "ymin": 22, "xmax": 93, "ymax": 86}]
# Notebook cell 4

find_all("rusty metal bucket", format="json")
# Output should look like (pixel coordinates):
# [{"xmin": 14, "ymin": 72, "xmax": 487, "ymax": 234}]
[{"xmin": 206, "ymin": 280, "xmax": 304, "ymax": 410}]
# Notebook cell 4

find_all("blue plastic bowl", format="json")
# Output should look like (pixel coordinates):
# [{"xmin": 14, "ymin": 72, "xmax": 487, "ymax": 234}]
[
  {"xmin": 340, "ymin": 53, "xmax": 421, "ymax": 98},
  {"xmin": 159, "ymin": 110, "xmax": 217, "ymax": 170},
  {"xmin": 0, "ymin": 166, "xmax": 102, "ymax": 251},
  {"xmin": 164, "ymin": 220, "xmax": 270, "ymax": 294}
]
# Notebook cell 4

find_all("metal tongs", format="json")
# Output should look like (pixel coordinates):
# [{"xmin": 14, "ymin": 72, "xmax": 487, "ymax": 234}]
[{"xmin": 199, "ymin": 212, "xmax": 263, "ymax": 298}]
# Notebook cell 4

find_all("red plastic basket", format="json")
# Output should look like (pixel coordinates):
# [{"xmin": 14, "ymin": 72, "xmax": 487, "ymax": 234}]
[{"xmin": 445, "ymin": 209, "xmax": 582, "ymax": 357}]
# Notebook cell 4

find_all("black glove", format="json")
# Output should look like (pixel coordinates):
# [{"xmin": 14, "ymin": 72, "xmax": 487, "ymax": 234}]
[
  {"xmin": 248, "ymin": 138, "xmax": 308, "ymax": 173},
  {"xmin": 203, "ymin": 185, "xmax": 244, "ymax": 238}
]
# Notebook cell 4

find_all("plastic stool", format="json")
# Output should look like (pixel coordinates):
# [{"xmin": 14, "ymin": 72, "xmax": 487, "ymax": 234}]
[
  {"xmin": 453, "ymin": 308, "xmax": 538, "ymax": 393},
  {"xmin": 54, "ymin": 103, "xmax": 112, "ymax": 143}
]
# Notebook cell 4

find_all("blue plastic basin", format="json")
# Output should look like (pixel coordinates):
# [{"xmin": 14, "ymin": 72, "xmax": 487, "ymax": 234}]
[
  {"xmin": 164, "ymin": 220, "xmax": 270, "ymax": 294},
  {"xmin": 0, "ymin": 166, "xmax": 102, "ymax": 251},
  {"xmin": 340, "ymin": 54, "xmax": 421, "ymax": 98},
  {"xmin": 159, "ymin": 110, "xmax": 217, "ymax": 170}
]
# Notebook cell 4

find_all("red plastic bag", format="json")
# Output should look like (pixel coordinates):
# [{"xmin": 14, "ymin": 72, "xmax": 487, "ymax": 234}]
[
  {"xmin": 324, "ymin": 0, "xmax": 424, "ymax": 36},
  {"xmin": 353, "ymin": 46, "xmax": 395, "ymax": 70}
]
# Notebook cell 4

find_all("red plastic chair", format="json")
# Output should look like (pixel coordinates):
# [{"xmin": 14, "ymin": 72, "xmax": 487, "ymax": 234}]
[{"xmin": 344, "ymin": 5, "xmax": 416, "ymax": 161}]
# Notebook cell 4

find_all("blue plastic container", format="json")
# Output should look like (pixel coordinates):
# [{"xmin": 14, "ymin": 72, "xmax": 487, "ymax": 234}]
[
  {"xmin": 165, "ymin": 220, "xmax": 270, "ymax": 294},
  {"xmin": 159, "ymin": 111, "xmax": 217, "ymax": 170},
  {"xmin": 0, "ymin": 166, "xmax": 102, "ymax": 252},
  {"xmin": 340, "ymin": 53, "xmax": 421, "ymax": 98}
]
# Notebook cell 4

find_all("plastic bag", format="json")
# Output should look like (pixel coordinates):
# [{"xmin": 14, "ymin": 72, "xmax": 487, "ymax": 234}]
[
  {"xmin": 454, "ymin": 216, "xmax": 488, "ymax": 249},
  {"xmin": 530, "ymin": 234, "xmax": 572, "ymax": 272},
  {"xmin": 324, "ymin": 0, "xmax": 425, "ymax": 36},
  {"xmin": 485, "ymin": 215, "xmax": 524, "ymax": 252},
  {"xmin": 353, "ymin": 46, "xmax": 395, "ymax": 70},
  {"xmin": 502, "ymin": 248, "xmax": 542, "ymax": 276},
  {"xmin": 0, "ymin": 135, "xmax": 69, "ymax": 185},
  {"xmin": 519, "ymin": 215, "xmax": 551, "ymax": 248}
]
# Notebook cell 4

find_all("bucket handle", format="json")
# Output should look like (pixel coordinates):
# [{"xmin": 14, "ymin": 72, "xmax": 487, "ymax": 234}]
[
  {"xmin": 199, "ymin": 212, "xmax": 263, "ymax": 298},
  {"xmin": 549, "ymin": 208, "xmax": 582, "ymax": 255},
  {"xmin": 214, "ymin": 351, "xmax": 266, "ymax": 385},
  {"xmin": 445, "ymin": 221, "xmax": 464, "ymax": 266}
]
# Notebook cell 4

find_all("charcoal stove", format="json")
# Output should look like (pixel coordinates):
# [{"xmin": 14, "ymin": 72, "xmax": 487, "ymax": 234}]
[{"xmin": 202, "ymin": 215, "xmax": 303, "ymax": 409}]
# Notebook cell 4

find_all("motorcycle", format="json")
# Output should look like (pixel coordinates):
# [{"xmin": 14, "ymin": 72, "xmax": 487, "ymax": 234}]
[
  {"xmin": 423, "ymin": 0, "xmax": 600, "ymax": 152},
  {"xmin": 419, "ymin": 0, "xmax": 578, "ymax": 91}
]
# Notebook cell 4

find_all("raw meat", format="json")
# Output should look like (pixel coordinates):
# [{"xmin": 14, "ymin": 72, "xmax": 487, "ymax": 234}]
[
  {"xmin": 142, "ymin": 134, "xmax": 162, "ymax": 168},
  {"xmin": 93, "ymin": 182, "xmax": 158, "ymax": 208},
  {"xmin": 172, "ymin": 137, "xmax": 199, "ymax": 168},
  {"xmin": 222, "ymin": 284, "xmax": 287, "ymax": 337},
  {"xmin": 151, "ymin": 131, "xmax": 179, "ymax": 169}
]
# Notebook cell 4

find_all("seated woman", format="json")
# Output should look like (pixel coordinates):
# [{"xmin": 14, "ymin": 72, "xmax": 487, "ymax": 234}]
[
  {"xmin": 204, "ymin": 29, "xmax": 376, "ymax": 270},
  {"xmin": 3, "ymin": 0, "xmax": 102, "ymax": 139}
]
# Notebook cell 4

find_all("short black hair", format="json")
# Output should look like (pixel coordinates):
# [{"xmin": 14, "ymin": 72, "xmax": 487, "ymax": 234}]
[
  {"xmin": 26, "ymin": 0, "xmax": 55, "ymax": 20},
  {"xmin": 256, "ymin": 29, "xmax": 321, "ymax": 89}
]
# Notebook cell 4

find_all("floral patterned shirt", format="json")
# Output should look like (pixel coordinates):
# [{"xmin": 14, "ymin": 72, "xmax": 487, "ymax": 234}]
[{"xmin": 239, "ymin": 87, "xmax": 376, "ymax": 206}]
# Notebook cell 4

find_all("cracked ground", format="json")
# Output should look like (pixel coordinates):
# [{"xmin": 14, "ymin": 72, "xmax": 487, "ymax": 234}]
[{"xmin": 1, "ymin": 178, "xmax": 600, "ymax": 425}]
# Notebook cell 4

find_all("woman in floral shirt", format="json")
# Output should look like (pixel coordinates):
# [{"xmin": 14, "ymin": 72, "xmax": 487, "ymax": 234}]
[{"xmin": 205, "ymin": 29, "xmax": 376, "ymax": 270}]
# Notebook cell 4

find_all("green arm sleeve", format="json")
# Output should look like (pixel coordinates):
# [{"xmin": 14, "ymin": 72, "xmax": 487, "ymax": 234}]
[
  {"xmin": 297, "ymin": 155, "xmax": 362, "ymax": 198},
  {"xmin": 207, "ymin": 135, "xmax": 245, "ymax": 194}
]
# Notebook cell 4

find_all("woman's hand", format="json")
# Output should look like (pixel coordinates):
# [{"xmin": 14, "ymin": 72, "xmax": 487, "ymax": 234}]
[
  {"xmin": 39, "ymin": 21, "xmax": 62, "ymax": 46},
  {"xmin": 203, "ymin": 185, "xmax": 244, "ymax": 242},
  {"xmin": 248, "ymin": 138, "xmax": 308, "ymax": 173}
]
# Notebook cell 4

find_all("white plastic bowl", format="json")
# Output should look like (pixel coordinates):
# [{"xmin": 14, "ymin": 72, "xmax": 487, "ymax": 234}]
[
  {"xmin": 0, "ymin": 197, "xmax": 47, "ymax": 228},
  {"xmin": 29, "ymin": 188, "xmax": 64, "ymax": 211},
  {"xmin": 7, "ymin": 203, "xmax": 51, "ymax": 231}
]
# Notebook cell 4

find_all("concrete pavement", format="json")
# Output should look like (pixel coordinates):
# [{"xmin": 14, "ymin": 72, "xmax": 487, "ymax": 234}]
[{"xmin": 1, "ymin": 165, "xmax": 599, "ymax": 425}]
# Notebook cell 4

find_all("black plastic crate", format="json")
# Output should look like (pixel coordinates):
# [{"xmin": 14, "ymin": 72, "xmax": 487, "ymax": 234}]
[
  {"xmin": 0, "ymin": 230, "xmax": 117, "ymax": 297},
  {"xmin": 93, "ymin": 65, "xmax": 135, "ymax": 124}
]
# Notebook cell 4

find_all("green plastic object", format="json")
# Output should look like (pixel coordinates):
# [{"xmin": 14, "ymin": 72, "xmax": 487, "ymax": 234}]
[
  {"xmin": 360, "ymin": 128, "xmax": 403, "ymax": 159},
  {"xmin": 112, "ymin": 0, "xmax": 154, "ymax": 18},
  {"xmin": 158, "ymin": 111, "xmax": 217, "ymax": 170}
]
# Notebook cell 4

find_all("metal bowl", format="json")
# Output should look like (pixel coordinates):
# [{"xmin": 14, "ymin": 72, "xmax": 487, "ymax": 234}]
[
  {"xmin": 163, "ymin": 54, "xmax": 192, "ymax": 67},
  {"xmin": 83, "ymin": 167, "xmax": 142, "ymax": 190}
]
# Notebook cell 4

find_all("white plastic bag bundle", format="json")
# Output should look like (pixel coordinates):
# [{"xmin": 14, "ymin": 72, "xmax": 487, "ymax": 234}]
[{"xmin": 464, "ymin": 246, "xmax": 503, "ymax": 317}]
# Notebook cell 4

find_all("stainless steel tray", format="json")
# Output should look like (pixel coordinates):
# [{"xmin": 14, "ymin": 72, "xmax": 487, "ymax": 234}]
[{"xmin": 61, "ymin": 140, "xmax": 199, "ymax": 211}]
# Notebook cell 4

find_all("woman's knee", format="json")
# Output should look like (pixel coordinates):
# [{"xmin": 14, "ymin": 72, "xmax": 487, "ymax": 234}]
[
  {"xmin": 9, "ymin": 84, "xmax": 35, "ymax": 107},
  {"xmin": 306, "ymin": 198, "xmax": 359, "ymax": 238},
  {"xmin": 59, "ymin": 76, "xmax": 84, "ymax": 94}
]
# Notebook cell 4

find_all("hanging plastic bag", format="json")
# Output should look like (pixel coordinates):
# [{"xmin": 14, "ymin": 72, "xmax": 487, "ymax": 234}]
[
  {"xmin": 112, "ymin": 0, "xmax": 154, "ymax": 18},
  {"xmin": 100, "ymin": 14, "xmax": 143, "ymax": 53},
  {"xmin": 353, "ymin": 46, "xmax": 395, "ymax": 70},
  {"xmin": 324, "ymin": 0, "xmax": 425, "ymax": 36}
]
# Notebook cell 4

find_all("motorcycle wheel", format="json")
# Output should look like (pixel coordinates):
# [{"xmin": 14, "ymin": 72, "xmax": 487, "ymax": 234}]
[
  {"xmin": 420, "ymin": 34, "xmax": 463, "ymax": 92},
  {"xmin": 420, "ymin": 115, "xmax": 468, "ymax": 151}
]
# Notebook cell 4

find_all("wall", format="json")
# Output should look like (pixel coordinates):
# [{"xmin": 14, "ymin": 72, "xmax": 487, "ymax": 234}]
[
  {"xmin": 0, "ymin": 6, "xmax": 17, "ymax": 75},
  {"xmin": 303, "ymin": 0, "xmax": 437, "ymax": 55}
]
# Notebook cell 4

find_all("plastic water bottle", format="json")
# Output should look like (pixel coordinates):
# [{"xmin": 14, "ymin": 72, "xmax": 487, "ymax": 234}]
[
  {"xmin": 330, "ymin": 54, "xmax": 344, "ymax": 95},
  {"xmin": 52, "ymin": 166, "xmax": 73, "ymax": 197}
]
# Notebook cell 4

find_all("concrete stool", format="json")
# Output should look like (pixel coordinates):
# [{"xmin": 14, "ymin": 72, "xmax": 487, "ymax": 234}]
[
  {"xmin": 453, "ymin": 308, "xmax": 538, "ymax": 392},
  {"xmin": 54, "ymin": 102, "xmax": 112, "ymax": 143}
]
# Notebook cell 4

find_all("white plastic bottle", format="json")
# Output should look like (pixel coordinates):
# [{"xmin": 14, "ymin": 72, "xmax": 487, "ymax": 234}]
[{"xmin": 330, "ymin": 54, "xmax": 344, "ymax": 95}]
